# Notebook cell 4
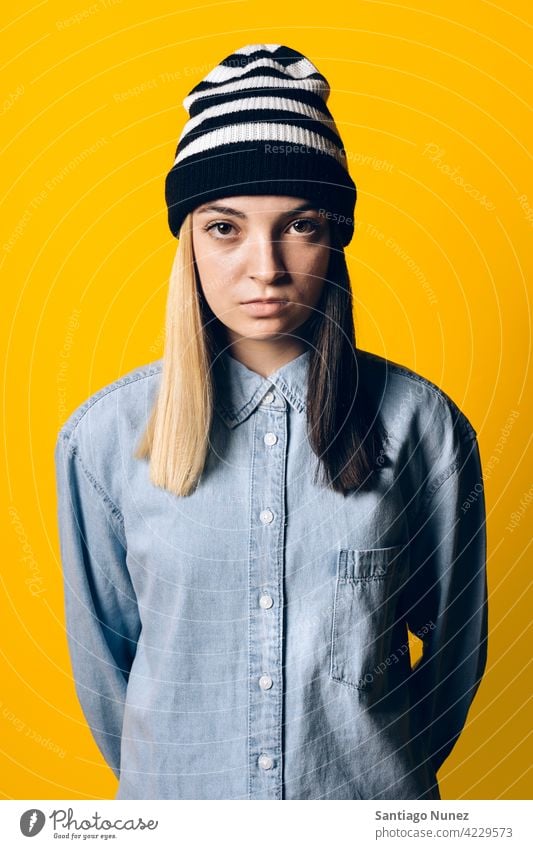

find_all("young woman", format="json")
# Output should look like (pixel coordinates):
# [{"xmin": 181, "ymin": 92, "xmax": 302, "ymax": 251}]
[{"xmin": 54, "ymin": 44, "xmax": 488, "ymax": 801}]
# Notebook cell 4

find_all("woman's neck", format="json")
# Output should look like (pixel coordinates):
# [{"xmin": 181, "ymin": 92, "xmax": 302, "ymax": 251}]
[{"xmin": 224, "ymin": 336, "xmax": 311, "ymax": 378}]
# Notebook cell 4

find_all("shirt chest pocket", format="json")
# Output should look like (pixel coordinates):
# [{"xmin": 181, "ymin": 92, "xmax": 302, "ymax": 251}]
[{"xmin": 330, "ymin": 545, "xmax": 408, "ymax": 699}]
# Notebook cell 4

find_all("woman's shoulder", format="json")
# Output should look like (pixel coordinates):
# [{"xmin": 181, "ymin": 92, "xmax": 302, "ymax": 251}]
[
  {"xmin": 355, "ymin": 347, "xmax": 478, "ymax": 442},
  {"xmin": 56, "ymin": 359, "xmax": 163, "ymax": 448}
]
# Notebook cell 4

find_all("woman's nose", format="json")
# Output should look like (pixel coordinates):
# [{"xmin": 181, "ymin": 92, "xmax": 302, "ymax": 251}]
[{"xmin": 246, "ymin": 235, "xmax": 286, "ymax": 283}]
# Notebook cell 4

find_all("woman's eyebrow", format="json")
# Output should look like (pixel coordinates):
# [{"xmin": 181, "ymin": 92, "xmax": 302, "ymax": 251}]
[
  {"xmin": 196, "ymin": 204, "xmax": 246, "ymax": 218},
  {"xmin": 285, "ymin": 203, "xmax": 319, "ymax": 214},
  {"xmin": 195, "ymin": 202, "xmax": 320, "ymax": 218}
]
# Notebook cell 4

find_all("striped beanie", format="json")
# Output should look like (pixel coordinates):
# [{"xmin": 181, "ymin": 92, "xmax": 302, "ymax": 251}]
[{"xmin": 164, "ymin": 44, "xmax": 357, "ymax": 246}]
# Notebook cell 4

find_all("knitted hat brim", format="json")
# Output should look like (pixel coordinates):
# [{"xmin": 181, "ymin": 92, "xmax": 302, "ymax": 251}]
[{"xmin": 165, "ymin": 145, "xmax": 356, "ymax": 246}]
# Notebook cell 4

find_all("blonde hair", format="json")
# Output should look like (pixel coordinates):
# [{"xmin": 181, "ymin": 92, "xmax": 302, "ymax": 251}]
[{"xmin": 134, "ymin": 213, "xmax": 213, "ymax": 497}]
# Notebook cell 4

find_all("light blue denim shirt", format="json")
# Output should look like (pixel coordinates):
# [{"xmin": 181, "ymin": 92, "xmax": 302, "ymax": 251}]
[{"xmin": 54, "ymin": 346, "xmax": 488, "ymax": 800}]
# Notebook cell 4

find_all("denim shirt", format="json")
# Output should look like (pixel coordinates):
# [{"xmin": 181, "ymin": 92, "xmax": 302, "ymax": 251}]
[{"xmin": 53, "ymin": 346, "xmax": 488, "ymax": 800}]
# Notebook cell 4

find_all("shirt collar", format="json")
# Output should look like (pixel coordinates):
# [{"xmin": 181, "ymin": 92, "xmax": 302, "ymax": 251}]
[{"xmin": 213, "ymin": 348, "xmax": 311, "ymax": 428}]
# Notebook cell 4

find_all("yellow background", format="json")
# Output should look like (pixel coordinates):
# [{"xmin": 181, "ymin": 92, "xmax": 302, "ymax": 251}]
[{"xmin": 1, "ymin": 0, "xmax": 531, "ymax": 800}]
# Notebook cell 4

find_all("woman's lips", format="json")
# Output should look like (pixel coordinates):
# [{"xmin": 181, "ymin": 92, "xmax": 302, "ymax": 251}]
[{"xmin": 240, "ymin": 300, "xmax": 290, "ymax": 316}]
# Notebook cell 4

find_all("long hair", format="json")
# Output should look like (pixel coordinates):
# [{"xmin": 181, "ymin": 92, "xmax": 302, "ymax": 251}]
[{"xmin": 135, "ymin": 213, "xmax": 385, "ymax": 496}]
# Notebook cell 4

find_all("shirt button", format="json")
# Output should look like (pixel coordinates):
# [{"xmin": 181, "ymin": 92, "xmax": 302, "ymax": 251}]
[
  {"xmin": 258, "ymin": 754, "xmax": 273, "ymax": 770},
  {"xmin": 264, "ymin": 432, "xmax": 277, "ymax": 446},
  {"xmin": 259, "ymin": 509, "xmax": 274, "ymax": 524},
  {"xmin": 263, "ymin": 391, "xmax": 275, "ymax": 404},
  {"xmin": 259, "ymin": 593, "xmax": 273, "ymax": 609},
  {"xmin": 259, "ymin": 674, "xmax": 273, "ymax": 690}
]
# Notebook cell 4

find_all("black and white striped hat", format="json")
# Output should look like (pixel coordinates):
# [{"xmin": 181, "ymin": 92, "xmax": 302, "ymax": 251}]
[{"xmin": 164, "ymin": 44, "xmax": 357, "ymax": 245}]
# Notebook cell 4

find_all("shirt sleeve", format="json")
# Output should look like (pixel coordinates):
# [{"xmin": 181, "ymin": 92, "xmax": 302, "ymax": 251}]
[
  {"xmin": 54, "ymin": 430, "xmax": 141, "ymax": 780},
  {"xmin": 400, "ymin": 431, "xmax": 488, "ymax": 776}
]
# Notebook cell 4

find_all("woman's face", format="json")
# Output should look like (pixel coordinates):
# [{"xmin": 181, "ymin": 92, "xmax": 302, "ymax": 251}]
[{"xmin": 191, "ymin": 195, "xmax": 331, "ymax": 346}]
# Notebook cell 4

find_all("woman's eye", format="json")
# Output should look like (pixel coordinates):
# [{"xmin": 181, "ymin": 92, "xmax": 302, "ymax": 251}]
[
  {"xmin": 203, "ymin": 219, "xmax": 320, "ymax": 238},
  {"xmin": 205, "ymin": 221, "xmax": 236, "ymax": 238},
  {"xmin": 289, "ymin": 219, "xmax": 320, "ymax": 235}
]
